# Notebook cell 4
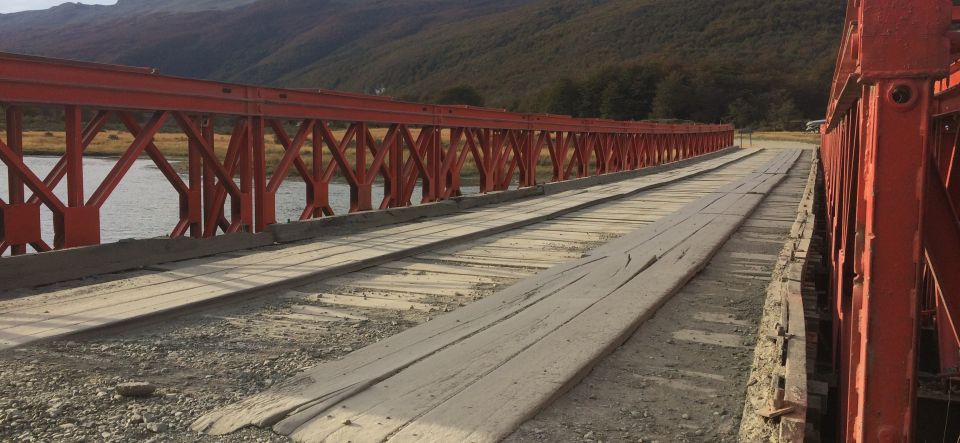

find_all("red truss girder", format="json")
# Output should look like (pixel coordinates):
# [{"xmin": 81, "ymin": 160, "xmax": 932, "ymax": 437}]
[
  {"xmin": 822, "ymin": 0, "xmax": 959, "ymax": 441},
  {"xmin": 0, "ymin": 52, "xmax": 734, "ymax": 255},
  {"xmin": 928, "ymin": 116, "xmax": 960, "ymax": 378}
]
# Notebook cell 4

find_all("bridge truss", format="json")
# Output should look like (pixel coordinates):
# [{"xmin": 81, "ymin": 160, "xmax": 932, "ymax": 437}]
[
  {"xmin": 821, "ymin": 0, "xmax": 959, "ymax": 440},
  {"xmin": 0, "ymin": 53, "xmax": 732, "ymax": 255}
]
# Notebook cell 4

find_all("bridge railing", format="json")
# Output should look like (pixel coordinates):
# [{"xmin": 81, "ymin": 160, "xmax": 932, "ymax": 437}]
[
  {"xmin": 0, "ymin": 53, "xmax": 734, "ymax": 255},
  {"xmin": 820, "ymin": 1, "xmax": 958, "ymax": 441}
]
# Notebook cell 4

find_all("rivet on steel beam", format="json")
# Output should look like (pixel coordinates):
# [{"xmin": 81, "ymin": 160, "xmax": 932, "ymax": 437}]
[
  {"xmin": 891, "ymin": 86, "xmax": 913, "ymax": 105},
  {"xmin": 888, "ymin": 83, "xmax": 919, "ymax": 111}
]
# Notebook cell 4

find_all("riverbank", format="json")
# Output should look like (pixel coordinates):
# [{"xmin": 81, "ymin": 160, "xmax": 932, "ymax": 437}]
[{"xmin": 4, "ymin": 128, "xmax": 781, "ymax": 183}]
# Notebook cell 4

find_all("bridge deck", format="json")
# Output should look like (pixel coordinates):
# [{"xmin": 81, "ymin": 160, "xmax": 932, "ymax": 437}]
[
  {"xmin": 511, "ymin": 145, "xmax": 814, "ymax": 442},
  {"xmin": 0, "ymin": 149, "xmax": 759, "ymax": 351},
  {"xmin": 193, "ymin": 148, "xmax": 803, "ymax": 442},
  {"xmin": 0, "ymin": 145, "xmax": 813, "ymax": 442}
]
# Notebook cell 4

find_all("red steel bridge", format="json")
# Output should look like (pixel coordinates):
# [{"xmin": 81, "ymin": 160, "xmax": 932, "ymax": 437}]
[
  {"xmin": 0, "ymin": 0, "xmax": 958, "ymax": 441},
  {"xmin": 0, "ymin": 52, "xmax": 731, "ymax": 255}
]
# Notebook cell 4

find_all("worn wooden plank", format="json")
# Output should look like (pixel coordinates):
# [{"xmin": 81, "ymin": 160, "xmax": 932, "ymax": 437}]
[
  {"xmin": 377, "ymin": 260, "xmax": 529, "ymax": 279},
  {"xmin": 192, "ymin": 208, "xmax": 728, "ymax": 436},
  {"xmin": 193, "ymin": 150, "xmax": 802, "ymax": 439},
  {"xmin": 292, "ymin": 292, "xmax": 436, "ymax": 312},
  {"xmin": 192, "ymin": 257, "xmax": 603, "ymax": 435},
  {"xmin": 411, "ymin": 255, "xmax": 555, "ymax": 270},
  {"xmin": 383, "ymin": 216, "xmax": 747, "ymax": 443},
  {"xmin": 277, "ymin": 217, "xmax": 715, "ymax": 441}
]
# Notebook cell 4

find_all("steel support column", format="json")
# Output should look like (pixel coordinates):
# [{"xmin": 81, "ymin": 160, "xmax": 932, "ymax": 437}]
[
  {"xmin": 852, "ymin": 79, "xmax": 931, "ymax": 442},
  {"xmin": 822, "ymin": 1, "xmax": 954, "ymax": 440},
  {"xmin": 3, "ymin": 106, "xmax": 29, "ymax": 255}
]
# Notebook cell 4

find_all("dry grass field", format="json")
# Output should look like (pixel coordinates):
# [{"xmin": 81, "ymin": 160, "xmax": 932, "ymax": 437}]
[
  {"xmin": 2, "ymin": 128, "xmax": 563, "ymax": 183},
  {"xmin": 749, "ymin": 131, "xmax": 820, "ymax": 144},
  {"xmin": 1, "ymin": 128, "xmax": 767, "ymax": 183},
  {"xmin": 5, "ymin": 127, "xmax": 396, "ymax": 167}
]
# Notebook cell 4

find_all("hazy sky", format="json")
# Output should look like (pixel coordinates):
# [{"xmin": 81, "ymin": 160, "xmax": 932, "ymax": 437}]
[{"xmin": 0, "ymin": 1, "xmax": 116, "ymax": 14}]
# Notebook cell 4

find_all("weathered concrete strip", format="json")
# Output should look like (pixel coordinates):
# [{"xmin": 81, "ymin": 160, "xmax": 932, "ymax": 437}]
[
  {"xmin": 192, "ymin": 149, "xmax": 801, "ymax": 442},
  {"xmin": 0, "ymin": 147, "xmax": 740, "ymax": 292},
  {"xmin": 0, "ymin": 148, "xmax": 757, "ymax": 351}
]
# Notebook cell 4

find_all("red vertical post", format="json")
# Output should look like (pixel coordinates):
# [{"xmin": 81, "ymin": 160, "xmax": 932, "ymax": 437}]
[
  {"xmin": 434, "ymin": 126, "xmax": 443, "ymax": 199},
  {"xmin": 64, "ymin": 105, "xmax": 84, "ymax": 208},
  {"xmin": 201, "ymin": 116, "xmax": 216, "ymax": 237},
  {"xmin": 552, "ymin": 131, "xmax": 564, "ymax": 181},
  {"xmin": 187, "ymin": 116, "xmax": 203, "ymax": 238},
  {"xmin": 677, "ymin": 132, "xmax": 683, "ymax": 159},
  {"xmin": 575, "ymin": 133, "xmax": 587, "ymax": 178},
  {"xmin": 353, "ymin": 122, "xmax": 372, "ymax": 211},
  {"xmin": 481, "ymin": 129, "xmax": 493, "ymax": 192},
  {"xmin": 6, "ymin": 107, "xmax": 23, "ymax": 206},
  {"xmin": 5, "ymin": 106, "xmax": 26, "ymax": 255},
  {"xmin": 310, "ymin": 121, "xmax": 329, "ymax": 217},
  {"xmin": 444, "ymin": 127, "xmax": 463, "ymax": 198},
  {"xmin": 595, "ymin": 134, "xmax": 605, "ymax": 175},
  {"xmin": 651, "ymin": 133, "xmax": 659, "ymax": 166},
  {"xmin": 424, "ymin": 126, "xmax": 440, "ymax": 202},
  {"xmin": 387, "ymin": 124, "xmax": 402, "ymax": 208},
  {"xmin": 850, "ymin": 79, "xmax": 931, "ymax": 443},
  {"xmin": 638, "ymin": 134, "xmax": 649, "ymax": 168},
  {"xmin": 494, "ymin": 129, "xmax": 503, "ymax": 189},
  {"xmin": 54, "ymin": 105, "xmax": 99, "ymax": 248},
  {"xmin": 239, "ymin": 118, "xmax": 254, "ymax": 231},
  {"xmin": 656, "ymin": 134, "xmax": 665, "ymax": 166},
  {"xmin": 252, "ymin": 116, "xmax": 273, "ymax": 231},
  {"xmin": 438, "ymin": 127, "xmax": 449, "ymax": 198},
  {"xmin": 526, "ymin": 129, "xmax": 536, "ymax": 187}
]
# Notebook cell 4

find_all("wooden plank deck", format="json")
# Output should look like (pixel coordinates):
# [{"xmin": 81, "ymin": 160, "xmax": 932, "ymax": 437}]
[
  {"xmin": 507, "ymin": 147, "xmax": 815, "ymax": 443},
  {"xmin": 0, "ymin": 149, "xmax": 759, "ymax": 350},
  {"xmin": 192, "ymin": 149, "xmax": 803, "ymax": 442}
]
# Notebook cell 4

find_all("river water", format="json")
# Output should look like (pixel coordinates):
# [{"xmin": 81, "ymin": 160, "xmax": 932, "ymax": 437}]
[{"xmin": 1, "ymin": 156, "xmax": 478, "ymax": 254}]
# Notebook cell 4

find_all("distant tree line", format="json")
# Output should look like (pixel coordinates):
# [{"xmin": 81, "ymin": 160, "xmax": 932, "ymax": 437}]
[
  {"xmin": 421, "ymin": 61, "xmax": 824, "ymax": 130},
  {"xmin": 519, "ymin": 61, "xmax": 824, "ymax": 130}
]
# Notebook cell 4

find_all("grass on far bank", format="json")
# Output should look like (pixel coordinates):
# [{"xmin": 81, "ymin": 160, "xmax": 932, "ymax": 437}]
[
  {"xmin": 746, "ymin": 131, "xmax": 820, "ymax": 144},
  {"xmin": 2, "ymin": 128, "xmax": 560, "ymax": 184}
]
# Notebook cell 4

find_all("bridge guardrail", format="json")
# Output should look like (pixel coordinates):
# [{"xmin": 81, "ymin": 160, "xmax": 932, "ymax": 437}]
[{"xmin": 0, "ymin": 53, "xmax": 734, "ymax": 255}]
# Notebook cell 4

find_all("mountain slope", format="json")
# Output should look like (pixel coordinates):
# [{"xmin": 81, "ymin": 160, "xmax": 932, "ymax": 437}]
[
  {"xmin": 0, "ymin": 0, "xmax": 844, "ymax": 123},
  {"xmin": 283, "ymin": 0, "xmax": 843, "ymax": 107},
  {"xmin": 0, "ymin": 0, "xmax": 257, "ymax": 28}
]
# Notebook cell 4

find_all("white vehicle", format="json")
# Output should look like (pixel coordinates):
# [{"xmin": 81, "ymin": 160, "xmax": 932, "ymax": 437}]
[{"xmin": 805, "ymin": 119, "xmax": 826, "ymax": 132}]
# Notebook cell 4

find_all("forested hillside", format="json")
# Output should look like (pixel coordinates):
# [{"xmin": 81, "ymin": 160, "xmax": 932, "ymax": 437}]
[{"xmin": 0, "ymin": 0, "xmax": 845, "ymax": 127}]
